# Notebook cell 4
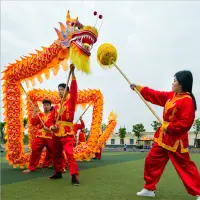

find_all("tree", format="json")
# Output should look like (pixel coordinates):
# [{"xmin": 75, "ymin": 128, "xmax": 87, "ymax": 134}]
[
  {"xmin": 23, "ymin": 134, "xmax": 29, "ymax": 145},
  {"xmin": 132, "ymin": 124, "xmax": 146, "ymax": 140},
  {"xmin": 23, "ymin": 118, "xmax": 28, "ymax": 129},
  {"xmin": 84, "ymin": 128, "xmax": 90, "ymax": 140},
  {"xmin": 0, "ymin": 122, "xmax": 6, "ymax": 143},
  {"xmin": 100, "ymin": 123, "xmax": 107, "ymax": 132},
  {"xmin": 193, "ymin": 118, "xmax": 200, "ymax": 147},
  {"xmin": 118, "ymin": 127, "xmax": 127, "ymax": 145},
  {"xmin": 151, "ymin": 121, "xmax": 161, "ymax": 131},
  {"xmin": 84, "ymin": 128, "xmax": 90, "ymax": 134}
]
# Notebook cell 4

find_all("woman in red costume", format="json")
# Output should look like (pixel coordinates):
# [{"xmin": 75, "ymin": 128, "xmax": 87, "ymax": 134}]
[{"xmin": 130, "ymin": 70, "xmax": 200, "ymax": 199}]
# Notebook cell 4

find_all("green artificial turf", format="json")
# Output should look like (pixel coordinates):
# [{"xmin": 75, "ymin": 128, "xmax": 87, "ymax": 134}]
[{"xmin": 1, "ymin": 152, "xmax": 200, "ymax": 200}]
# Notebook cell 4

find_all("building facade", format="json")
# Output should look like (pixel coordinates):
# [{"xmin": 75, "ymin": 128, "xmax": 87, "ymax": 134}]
[{"xmin": 106, "ymin": 131, "xmax": 200, "ymax": 148}]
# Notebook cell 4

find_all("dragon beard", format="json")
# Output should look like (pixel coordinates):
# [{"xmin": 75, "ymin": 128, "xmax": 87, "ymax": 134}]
[{"xmin": 69, "ymin": 43, "xmax": 90, "ymax": 74}]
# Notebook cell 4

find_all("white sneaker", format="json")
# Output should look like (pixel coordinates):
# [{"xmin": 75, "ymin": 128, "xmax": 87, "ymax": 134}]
[
  {"xmin": 197, "ymin": 196, "xmax": 200, "ymax": 200},
  {"xmin": 137, "ymin": 188, "xmax": 155, "ymax": 197}
]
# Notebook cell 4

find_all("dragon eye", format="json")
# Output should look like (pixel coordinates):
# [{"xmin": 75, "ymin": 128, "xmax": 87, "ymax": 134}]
[{"xmin": 75, "ymin": 26, "xmax": 81, "ymax": 31}]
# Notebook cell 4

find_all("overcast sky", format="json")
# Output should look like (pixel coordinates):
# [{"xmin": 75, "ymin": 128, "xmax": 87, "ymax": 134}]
[{"xmin": 1, "ymin": 1, "xmax": 200, "ymax": 132}]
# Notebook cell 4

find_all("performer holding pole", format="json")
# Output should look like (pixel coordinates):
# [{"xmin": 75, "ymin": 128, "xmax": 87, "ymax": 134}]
[
  {"xmin": 97, "ymin": 44, "xmax": 200, "ymax": 199},
  {"xmin": 130, "ymin": 71, "xmax": 200, "ymax": 199},
  {"xmin": 72, "ymin": 117, "xmax": 85, "ymax": 147},
  {"xmin": 72, "ymin": 104, "xmax": 91, "ymax": 146},
  {"xmin": 78, "ymin": 128, "xmax": 87, "ymax": 145},
  {"xmin": 23, "ymin": 100, "xmax": 66, "ymax": 173},
  {"xmin": 45, "ymin": 64, "xmax": 80, "ymax": 185}
]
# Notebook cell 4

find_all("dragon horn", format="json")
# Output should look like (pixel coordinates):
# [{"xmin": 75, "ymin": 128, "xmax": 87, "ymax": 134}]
[
  {"xmin": 54, "ymin": 28, "xmax": 64, "ymax": 40},
  {"xmin": 59, "ymin": 22, "xmax": 66, "ymax": 33},
  {"xmin": 66, "ymin": 10, "xmax": 71, "ymax": 23}
]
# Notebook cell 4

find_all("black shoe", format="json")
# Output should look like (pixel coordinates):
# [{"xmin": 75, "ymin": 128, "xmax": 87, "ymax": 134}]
[
  {"xmin": 49, "ymin": 172, "xmax": 62, "ymax": 179},
  {"xmin": 71, "ymin": 175, "xmax": 80, "ymax": 186}
]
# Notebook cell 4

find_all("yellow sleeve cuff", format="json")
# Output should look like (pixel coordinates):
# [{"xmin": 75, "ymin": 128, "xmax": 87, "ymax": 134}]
[
  {"xmin": 161, "ymin": 121, "xmax": 169, "ymax": 132},
  {"xmin": 136, "ymin": 85, "xmax": 143, "ymax": 92}
]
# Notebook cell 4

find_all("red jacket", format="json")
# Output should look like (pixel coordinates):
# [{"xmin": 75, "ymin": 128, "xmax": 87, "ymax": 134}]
[
  {"xmin": 73, "ymin": 119, "xmax": 85, "ymax": 146},
  {"xmin": 31, "ymin": 112, "xmax": 52, "ymax": 139},
  {"xmin": 45, "ymin": 78, "xmax": 78, "ymax": 137},
  {"xmin": 78, "ymin": 132, "xmax": 86, "ymax": 145},
  {"xmin": 73, "ymin": 118, "xmax": 85, "ymax": 134},
  {"xmin": 137, "ymin": 86, "xmax": 195, "ymax": 153}
]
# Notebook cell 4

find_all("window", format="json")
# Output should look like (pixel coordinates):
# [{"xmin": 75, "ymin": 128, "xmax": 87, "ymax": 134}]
[
  {"xmin": 111, "ymin": 139, "xmax": 115, "ymax": 144},
  {"xmin": 145, "ymin": 141, "xmax": 151, "ymax": 145},
  {"xmin": 130, "ymin": 139, "xmax": 134, "ymax": 144},
  {"xmin": 120, "ymin": 139, "xmax": 124, "ymax": 145}
]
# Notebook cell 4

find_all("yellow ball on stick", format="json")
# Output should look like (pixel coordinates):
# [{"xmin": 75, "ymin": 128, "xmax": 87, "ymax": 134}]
[
  {"xmin": 96, "ymin": 43, "xmax": 162, "ymax": 124},
  {"xmin": 97, "ymin": 43, "xmax": 118, "ymax": 68}
]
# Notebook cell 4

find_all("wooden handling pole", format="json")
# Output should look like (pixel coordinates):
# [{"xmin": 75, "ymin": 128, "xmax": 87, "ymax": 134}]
[
  {"xmin": 75, "ymin": 103, "xmax": 92, "ymax": 124},
  {"xmin": 111, "ymin": 61, "xmax": 162, "ymax": 124},
  {"xmin": 56, "ymin": 70, "xmax": 72, "ymax": 124},
  {"xmin": 20, "ymin": 83, "xmax": 46, "ymax": 127}
]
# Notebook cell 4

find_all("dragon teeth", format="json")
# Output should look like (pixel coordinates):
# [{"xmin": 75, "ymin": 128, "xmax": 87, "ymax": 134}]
[{"xmin": 74, "ymin": 34, "xmax": 94, "ymax": 44}]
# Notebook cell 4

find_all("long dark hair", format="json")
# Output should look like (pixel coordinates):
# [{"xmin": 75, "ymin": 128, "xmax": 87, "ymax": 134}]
[{"xmin": 175, "ymin": 70, "xmax": 197, "ymax": 111}]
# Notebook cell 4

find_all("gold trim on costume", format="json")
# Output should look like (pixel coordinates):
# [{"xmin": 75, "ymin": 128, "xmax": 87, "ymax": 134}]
[
  {"xmin": 37, "ymin": 112, "xmax": 52, "ymax": 139},
  {"xmin": 57, "ymin": 94, "xmax": 71, "ymax": 117},
  {"xmin": 39, "ymin": 129, "xmax": 52, "ymax": 139},
  {"xmin": 154, "ymin": 132, "xmax": 179, "ymax": 152},
  {"xmin": 136, "ymin": 85, "xmax": 143, "ymax": 92},
  {"xmin": 154, "ymin": 130, "xmax": 188, "ymax": 153},
  {"xmin": 164, "ymin": 94, "xmax": 191, "ymax": 115},
  {"xmin": 54, "ymin": 121, "xmax": 73, "ymax": 137},
  {"xmin": 158, "ymin": 93, "xmax": 191, "ymax": 153},
  {"xmin": 180, "ymin": 140, "xmax": 188, "ymax": 153},
  {"xmin": 161, "ymin": 121, "xmax": 169, "ymax": 132}
]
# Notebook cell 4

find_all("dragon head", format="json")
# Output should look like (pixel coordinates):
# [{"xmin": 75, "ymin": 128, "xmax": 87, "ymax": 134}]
[{"xmin": 55, "ymin": 10, "xmax": 101, "ymax": 73}]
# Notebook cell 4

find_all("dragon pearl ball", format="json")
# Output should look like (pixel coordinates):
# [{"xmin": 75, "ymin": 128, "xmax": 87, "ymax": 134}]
[{"xmin": 97, "ymin": 43, "xmax": 117, "ymax": 67}]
